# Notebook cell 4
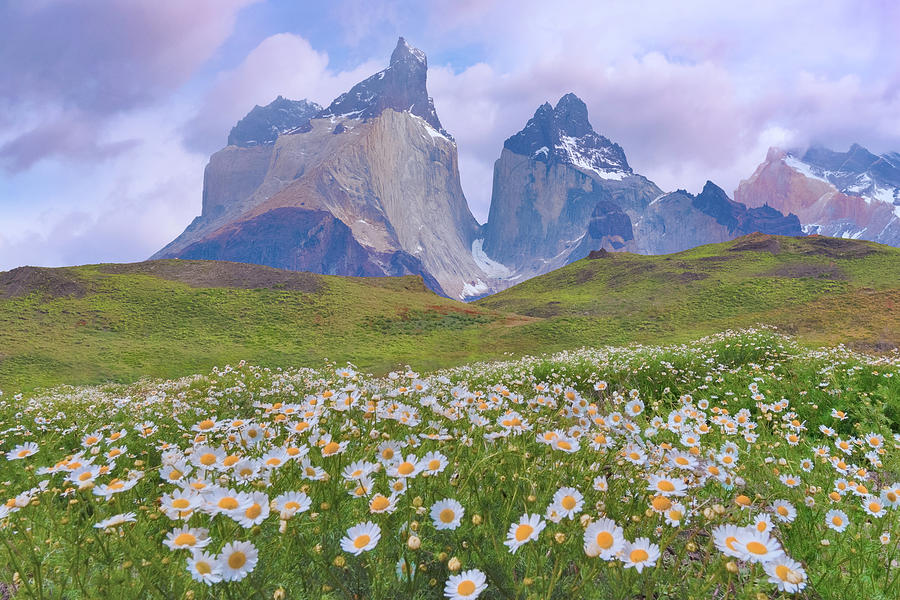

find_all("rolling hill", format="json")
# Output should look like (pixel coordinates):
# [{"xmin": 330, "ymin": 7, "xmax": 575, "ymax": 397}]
[
  {"xmin": 476, "ymin": 233, "xmax": 900, "ymax": 350},
  {"xmin": 2, "ymin": 233, "xmax": 898, "ymax": 392}
]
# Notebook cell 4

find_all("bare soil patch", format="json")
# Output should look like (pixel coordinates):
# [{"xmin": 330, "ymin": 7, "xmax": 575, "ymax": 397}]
[
  {"xmin": 0, "ymin": 266, "xmax": 89, "ymax": 298},
  {"xmin": 99, "ymin": 260, "xmax": 324, "ymax": 292}
]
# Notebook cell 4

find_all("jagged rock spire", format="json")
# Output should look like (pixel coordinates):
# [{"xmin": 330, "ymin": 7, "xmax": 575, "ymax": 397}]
[{"xmin": 317, "ymin": 37, "xmax": 447, "ymax": 136}]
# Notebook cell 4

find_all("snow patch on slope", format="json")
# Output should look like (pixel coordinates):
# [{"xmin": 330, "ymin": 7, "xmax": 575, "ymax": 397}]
[
  {"xmin": 460, "ymin": 279, "xmax": 489, "ymax": 299},
  {"xmin": 472, "ymin": 239, "xmax": 512, "ymax": 278},
  {"xmin": 784, "ymin": 155, "xmax": 831, "ymax": 185},
  {"xmin": 556, "ymin": 135, "xmax": 627, "ymax": 180}
]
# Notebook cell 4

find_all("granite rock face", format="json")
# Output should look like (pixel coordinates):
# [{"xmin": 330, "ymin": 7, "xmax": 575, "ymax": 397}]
[
  {"xmin": 157, "ymin": 39, "xmax": 820, "ymax": 301},
  {"xmin": 735, "ymin": 146, "xmax": 900, "ymax": 245},
  {"xmin": 481, "ymin": 95, "xmax": 661, "ymax": 281},
  {"xmin": 156, "ymin": 38, "xmax": 490, "ymax": 300}
]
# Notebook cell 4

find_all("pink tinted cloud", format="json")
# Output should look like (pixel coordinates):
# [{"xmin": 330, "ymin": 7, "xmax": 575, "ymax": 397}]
[
  {"xmin": 183, "ymin": 33, "xmax": 380, "ymax": 152},
  {"xmin": 0, "ymin": 0, "xmax": 259, "ymax": 170}
]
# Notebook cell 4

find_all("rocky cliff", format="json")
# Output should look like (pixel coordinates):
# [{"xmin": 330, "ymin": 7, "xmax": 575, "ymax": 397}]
[
  {"xmin": 735, "ymin": 146, "xmax": 900, "ymax": 245},
  {"xmin": 157, "ymin": 39, "xmax": 822, "ymax": 301},
  {"xmin": 155, "ymin": 38, "xmax": 492, "ymax": 300},
  {"xmin": 480, "ymin": 96, "xmax": 802, "ymax": 279},
  {"xmin": 480, "ymin": 94, "xmax": 662, "ymax": 281}
]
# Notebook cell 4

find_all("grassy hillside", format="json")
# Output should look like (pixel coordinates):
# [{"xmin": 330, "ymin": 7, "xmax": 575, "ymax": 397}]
[
  {"xmin": 0, "ymin": 260, "xmax": 520, "ymax": 392},
  {"xmin": 2, "ymin": 234, "xmax": 899, "ymax": 393},
  {"xmin": 476, "ymin": 233, "xmax": 900, "ymax": 352}
]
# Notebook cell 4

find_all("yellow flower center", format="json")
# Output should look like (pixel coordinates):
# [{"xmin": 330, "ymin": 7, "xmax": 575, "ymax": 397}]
[
  {"xmin": 322, "ymin": 442, "xmax": 340, "ymax": 455},
  {"xmin": 657, "ymin": 480, "xmax": 676, "ymax": 492},
  {"xmin": 218, "ymin": 497, "xmax": 239, "ymax": 510},
  {"xmin": 228, "ymin": 551, "xmax": 246, "ymax": 569},
  {"xmin": 746, "ymin": 541, "xmax": 767, "ymax": 555},
  {"xmin": 629, "ymin": 549, "xmax": 649, "ymax": 563},
  {"xmin": 200, "ymin": 453, "xmax": 217, "ymax": 466},
  {"xmin": 198, "ymin": 419, "xmax": 215, "ymax": 430},
  {"xmin": 370, "ymin": 496, "xmax": 390, "ymax": 512},
  {"xmin": 440, "ymin": 508, "xmax": 455, "ymax": 523},
  {"xmin": 515, "ymin": 524, "xmax": 534, "ymax": 542},
  {"xmin": 246, "ymin": 504, "xmax": 262, "ymax": 519},
  {"xmin": 561, "ymin": 496, "xmax": 577, "ymax": 510},
  {"xmin": 596, "ymin": 531, "xmax": 614, "ymax": 549},
  {"xmin": 168, "ymin": 469, "xmax": 182, "ymax": 480},
  {"xmin": 172, "ymin": 498, "xmax": 191, "ymax": 509},
  {"xmin": 353, "ymin": 535, "xmax": 371, "ymax": 549},
  {"xmin": 652, "ymin": 496, "xmax": 671, "ymax": 511},
  {"xmin": 457, "ymin": 580, "xmax": 476, "ymax": 595},
  {"xmin": 397, "ymin": 462, "xmax": 415, "ymax": 475},
  {"xmin": 196, "ymin": 561, "xmax": 212, "ymax": 575},
  {"xmin": 832, "ymin": 516, "xmax": 843, "ymax": 526},
  {"xmin": 428, "ymin": 460, "xmax": 441, "ymax": 471},
  {"xmin": 174, "ymin": 533, "xmax": 196, "ymax": 547}
]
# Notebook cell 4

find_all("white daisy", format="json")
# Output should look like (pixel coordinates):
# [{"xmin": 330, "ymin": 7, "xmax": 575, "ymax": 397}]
[
  {"xmin": 341, "ymin": 521, "xmax": 381, "ymax": 556},
  {"xmin": 504, "ymin": 514, "xmax": 545, "ymax": 554},
  {"xmin": 444, "ymin": 568, "xmax": 487, "ymax": 599},
  {"xmin": 551, "ymin": 487, "xmax": 583, "ymax": 519},
  {"xmin": 187, "ymin": 550, "xmax": 222, "ymax": 585},
  {"xmin": 430, "ymin": 498, "xmax": 464, "ymax": 530},
  {"xmin": 273, "ymin": 491, "xmax": 311, "ymax": 519},
  {"xmin": 162, "ymin": 526, "xmax": 211, "ymax": 551},
  {"xmin": 583, "ymin": 518, "xmax": 625, "ymax": 560},
  {"xmin": 825, "ymin": 509, "xmax": 849, "ymax": 532},
  {"xmin": 621, "ymin": 537, "xmax": 660, "ymax": 573},
  {"xmin": 763, "ymin": 556, "xmax": 807, "ymax": 593},
  {"xmin": 220, "ymin": 540, "xmax": 258, "ymax": 582}
]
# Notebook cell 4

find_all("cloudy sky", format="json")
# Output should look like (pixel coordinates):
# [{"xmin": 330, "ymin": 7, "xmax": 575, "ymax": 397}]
[{"xmin": 1, "ymin": 0, "xmax": 898, "ymax": 270}]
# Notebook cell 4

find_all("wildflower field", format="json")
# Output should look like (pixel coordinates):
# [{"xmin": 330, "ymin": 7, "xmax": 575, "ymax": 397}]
[{"xmin": 1, "ymin": 329, "xmax": 899, "ymax": 599}]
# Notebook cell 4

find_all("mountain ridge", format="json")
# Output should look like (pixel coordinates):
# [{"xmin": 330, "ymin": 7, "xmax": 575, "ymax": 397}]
[{"xmin": 154, "ymin": 36, "xmax": 894, "ymax": 301}]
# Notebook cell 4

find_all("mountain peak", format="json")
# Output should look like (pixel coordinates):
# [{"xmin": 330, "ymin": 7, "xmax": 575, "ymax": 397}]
[
  {"xmin": 504, "ymin": 94, "xmax": 630, "ymax": 175},
  {"xmin": 553, "ymin": 93, "xmax": 592, "ymax": 138},
  {"xmin": 228, "ymin": 97, "xmax": 322, "ymax": 147},
  {"xmin": 391, "ymin": 37, "xmax": 427, "ymax": 68},
  {"xmin": 316, "ymin": 36, "xmax": 447, "ymax": 136}
]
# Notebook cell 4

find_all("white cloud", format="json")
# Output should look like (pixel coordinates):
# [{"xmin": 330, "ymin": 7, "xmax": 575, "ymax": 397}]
[{"xmin": 183, "ymin": 33, "xmax": 381, "ymax": 152}]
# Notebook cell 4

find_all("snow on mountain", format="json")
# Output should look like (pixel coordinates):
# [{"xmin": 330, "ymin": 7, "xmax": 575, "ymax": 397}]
[{"xmin": 735, "ymin": 145, "xmax": 900, "ymax": 248}]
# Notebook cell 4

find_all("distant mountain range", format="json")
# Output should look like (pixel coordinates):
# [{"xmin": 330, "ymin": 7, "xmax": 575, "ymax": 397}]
[{"xmin": 154, "ymin": 37, "xmax": 898, "ymax": 299}]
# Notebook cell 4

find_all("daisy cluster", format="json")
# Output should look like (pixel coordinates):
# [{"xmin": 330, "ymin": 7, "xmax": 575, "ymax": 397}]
[{"xmin": 1, "ymin": 330, "xmax": 899, "ymax": 599}]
